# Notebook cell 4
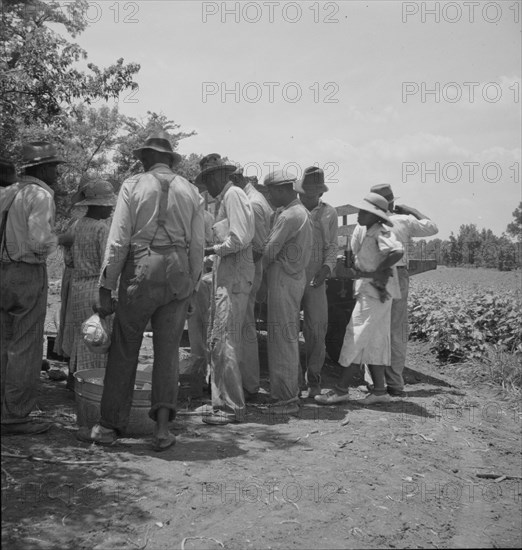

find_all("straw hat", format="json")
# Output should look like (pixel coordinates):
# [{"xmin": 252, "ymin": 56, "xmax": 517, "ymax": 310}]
[
  {"xmin": 370, "ymin": 184, "xmax": 398, "ymax": 205},
  {"xmin": 195, "ymin": 153, "xmax": 236, "ymax": 187},
  {"xmin": 20, "ymin": 142, "xmax": 65, "ymax": 169},
  {"xmin": 349, "ymin": 192, "xmax": 393, "ymax": 226},
  {"xmin": 74, "ymin": 179, "xmax": 117, "ymax": 207},
  {"xmin": 133, "ymin": 131, "xmax": 182, "ymax": 165},
  {"xmin": 263, "ymin": 169, "xmax": 297, "ymax": 187},
  {"xmin": 295, "ymin": 166, "xmax": 329, "ymax": 194}
]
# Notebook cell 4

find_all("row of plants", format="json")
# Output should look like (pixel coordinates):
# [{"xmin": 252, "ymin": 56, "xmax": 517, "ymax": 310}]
[{"xmin": 408, "ymin": 281, "xmax": 522, "ymax": 363}]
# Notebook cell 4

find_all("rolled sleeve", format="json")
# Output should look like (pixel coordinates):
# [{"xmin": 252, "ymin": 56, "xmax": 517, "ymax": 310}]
[
  {"xmin": 407, "ymin": 216, "xmax": 439, "ymax": 238},
  {"xmin": 99, "ymin": 185, "xmax": 132, "ymax": 290},
  {"xmin": 214, "ymin": 187, "xmax": 253, "ymax": 257},
  {"xmin": 27, "ymin": 189, "xmax": 58, "ymax": 258},
  {"xmin": 377, "ymin": 229, "xmax": 403, "ymax": 255}
]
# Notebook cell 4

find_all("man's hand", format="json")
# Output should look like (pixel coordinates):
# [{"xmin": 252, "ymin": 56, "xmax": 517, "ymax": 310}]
[
  {"xmin": 204, "ymin": 246, "xmax": 216, "ymax": 256},
  {"xmin": 93, "ymin": 287, "xmax": 116, "ymax": 318},
  {"xmin": 372, "ymin": 267, "xmax": 392, "ymax": 285},
  {"xmin": 310, "ymin": 265, "xmax": 330, "ymax": 288},
  {"xmin": 393, "ymin": 204, "xmax": 413, "ymax": 215}
]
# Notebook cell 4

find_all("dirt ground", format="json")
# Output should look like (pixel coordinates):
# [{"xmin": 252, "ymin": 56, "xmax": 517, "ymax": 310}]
[{"xmin": 1, "ymin": 282, "xmax": 521, "ymax": 550}]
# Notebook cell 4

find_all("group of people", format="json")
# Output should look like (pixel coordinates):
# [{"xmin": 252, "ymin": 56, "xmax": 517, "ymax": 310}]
[{"xmin": 0, "ymin": 132, "xmax": 437, "ymax": 451}]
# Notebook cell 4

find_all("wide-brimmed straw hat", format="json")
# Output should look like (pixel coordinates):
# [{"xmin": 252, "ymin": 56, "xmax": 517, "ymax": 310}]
[
  {"xmin": 349, "ymin": 192, "xmax": 393, "ymax": 226},
  {"xmin": 73, "ymin": 179, "xmax": 117, "ymax": 207},
  {"xmin": 263, "ymin": 169, "xmax": 297, "ymax": 187},
  {"xmin": 370, "ymin": 184, "xmax": 398, "ymax": 205},
  {"xmin": 195, "ymin": 153, "xmax": 236, "ymax": 187},
  {"xmin": 133, "ymin": 131, "xmax": 182, "ymax": 165},
  {"xmin": 295, "ymin": 166, "xmax": 329, "ymax": 194},
  {"xmin": 20, "ymin": 142, "xmax": 65, "ymax": 169}
]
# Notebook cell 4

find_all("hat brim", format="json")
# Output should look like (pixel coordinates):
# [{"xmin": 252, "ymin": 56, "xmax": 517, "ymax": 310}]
[
  {"xmin": 133, "ymin": 146, "xmax": 182, "ymax": 165},
  {"xmin": 349, "ymin": 200, "xmax": 393, "ymax": 227},
  {"xmin": 21, "ymin": 158, "xmax": 65, "ymax": 169},
  {"xmin": 294, "ymin": 181, "xmax": 329, "ymax": 194},
  {"xmin": 74, "ymin": 197, "xmax": 117, "ymax": 207},
  {"xmin": 195, "ymin": 164, "xmax": 237, "ymax": 187}
]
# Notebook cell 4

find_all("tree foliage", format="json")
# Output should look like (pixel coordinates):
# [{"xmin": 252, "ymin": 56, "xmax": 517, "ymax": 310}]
[
  {"xmin": 0, "ymin": 0, "xmax": 140, "ymax": 156},
  {"xmin": 506, "ymin": 201, "xmax": 522, "ymax": 241}
]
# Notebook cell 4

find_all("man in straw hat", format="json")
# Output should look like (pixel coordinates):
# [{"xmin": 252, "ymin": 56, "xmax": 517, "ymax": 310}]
[
  {"xmin": 196, "ymin": 154, "xmax": 255, "ymax": 425},
  {"xmin": 83, "ymin": 131, "xmax": 205, "ymax": 451},
  {"xmin": 1, "ymin": 142, "xmax": 64, "ymax": 435},
  {"xmin": 295, "ymin": 166, "xmax": 338, "ymax": 398},
  {"xmin": 261, "ymin": 169, "xmax": 313, "ymax": 415},
  {"xmin": 315, "ymin": 192, "xmax": 403, "ymax": 406},
  {"xmin": 370, "ymin": 184, "xmax": 438, "ymax": 396},
  {"xmin": 230, "ymin": 166, "xmax": 272, "ymax": 402}
]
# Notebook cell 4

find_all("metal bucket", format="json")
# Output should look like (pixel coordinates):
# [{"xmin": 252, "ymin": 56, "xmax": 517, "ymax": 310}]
[{"xmin": 74, "ymin": 368, "xmax": 155, "ymax": 435}]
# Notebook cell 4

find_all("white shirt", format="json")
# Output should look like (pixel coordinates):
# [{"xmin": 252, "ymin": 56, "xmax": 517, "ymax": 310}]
[
  {"xmin": 388, "ymin": 214, "xmax": 438, "ymax": 266},
  {"xmin": 351, "ymin": 223, "xmax": 403, "ymax": 300},
  {"xmin": 0, "ymin": 176, "xmax": 57, "ymax": 263}
]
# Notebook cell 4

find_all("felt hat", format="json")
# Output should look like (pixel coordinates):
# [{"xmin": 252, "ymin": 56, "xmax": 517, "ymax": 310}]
[
  {"xmin": 0, "ymin": 157, "xmax": 17, "ymax": 185},
  {"xmin": 349, "ymin": 192, "xmax": 393, "ymax": 227},
  {"xmin": 295, "ymin": 166, "xmax": 329, "ymax": 194},
  {"xmin": 263, "ymin": 169, "xmax": 298, "ymax": 187},
  {"xmin": 133, "ymin": 131, "xmax": 182, "ymax": 165},
  {"xmin": 370, "ymin": 184, "xmax": 397, "ymax": 205},
  {"xmin": 20, "ymin": 142, "xmax": 65, "ymax": 169},
  {"xmin": 195, "ymin": 153, "xmax": 236, "ymax": 187},
  {"xmin": 73, "ymin": 179, "xmax": 117, "ymax": 207}
]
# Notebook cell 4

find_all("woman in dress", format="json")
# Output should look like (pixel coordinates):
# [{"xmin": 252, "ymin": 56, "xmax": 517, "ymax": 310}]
[
  {"xmin": 315, "ymin": 192, "xmax": 403, "ymax": 405},
  {"xmin": 68, "ymin": 179, "xmax": 116, "ymax": 380}
]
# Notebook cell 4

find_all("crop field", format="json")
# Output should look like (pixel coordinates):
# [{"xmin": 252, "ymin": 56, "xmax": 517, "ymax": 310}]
[{"xmin": 409, "ymin": 266, "xmax": 521, "ymax": 393}]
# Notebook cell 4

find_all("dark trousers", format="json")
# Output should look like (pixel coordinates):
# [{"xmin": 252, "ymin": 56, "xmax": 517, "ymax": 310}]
[
  {"xmin": 100, "ymin": 247, "xmax": 191, "ymax": 434},
  {"xmin": 1, "ymin": 262, "xmax": 47, "ymax": 423}
]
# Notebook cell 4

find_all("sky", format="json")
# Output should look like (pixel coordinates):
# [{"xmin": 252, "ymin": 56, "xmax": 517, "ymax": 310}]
[{"xmin": 70, "ymin": 0, "xmax": 520, "ymax": 239}]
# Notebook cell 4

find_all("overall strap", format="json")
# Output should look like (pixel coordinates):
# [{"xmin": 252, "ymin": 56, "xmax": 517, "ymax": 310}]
[
  {"xmin": 1, "ymin": 182, "xmax": 27, "ymax": 262},
  {"xmin": 149, "ymin": 172, "xmax": 177, "ymax": 247}
]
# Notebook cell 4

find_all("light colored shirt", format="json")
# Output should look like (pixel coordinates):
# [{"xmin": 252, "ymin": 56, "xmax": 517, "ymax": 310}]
[
  {"xmin": 388, "ymin": 214, "xmax": 438, "ymax": 266},
  {"xmin": 351, "ymin": 223, "xmax": 403, "ymax": 300},
  {"xmin": 100, "ymin": 163, "xmax": 205, "ymax": 290},
  {"xmin": 263, "ymin": 198, "xmax": 313, "ymax": 277},
  {"xmin": 0, "ymin": 175, "xmax": 57, "ymax": 263},
  {"xmin": 305, "ymin": 200, "xmax": 339, "ymax": 281},
  {"xmin": 243, "ymin": 182, "xmax": 272, "ymax": 254},
  {"xmin": 212, "ymin": 182, "xmax": 255, "ymax": 257}
]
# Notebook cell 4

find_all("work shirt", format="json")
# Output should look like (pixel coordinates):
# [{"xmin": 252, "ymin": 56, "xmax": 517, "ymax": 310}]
[
  {"xmin": 100, "ymin": 163, "xmax": 205, "ymax": 290},
  {"xmin": 351, "ymin": 223, "xmax": 403, "ymax": 300},
  {"xmin": 305, "ymin": 200, "xmax": 339, "ymax": 281},
  {"xmin": 212, "ymin": 182, "xmax": 254, "ymax": 257},
  {"xmin": 243, "ymin": 182, "xmax": 272, "ymax": 255},
  {"xmin": 0, "ymin": 175, "xmax": 57, "ymax": 263},
  {"xmin": 388, "ymin": 214, "xmax": 438, "ymax": 266},
  {"xmin": 263, "ymin": 198, "xmax": 313, "ymax": 277}
]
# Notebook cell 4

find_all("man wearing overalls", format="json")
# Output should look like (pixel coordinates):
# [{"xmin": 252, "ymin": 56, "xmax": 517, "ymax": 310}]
[
  {"xmin": 85, "ymin": 132, "xmax": 205, "ymax": 451},
  {"xmin": 296, "ymin": 167, "xmax": 338, "ymax": 398}
]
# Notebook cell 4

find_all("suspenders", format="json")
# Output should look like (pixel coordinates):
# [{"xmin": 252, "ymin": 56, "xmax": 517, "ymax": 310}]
[{"xmin": 149, "ymin": 172, "xmax": 176, "ymax": 248}]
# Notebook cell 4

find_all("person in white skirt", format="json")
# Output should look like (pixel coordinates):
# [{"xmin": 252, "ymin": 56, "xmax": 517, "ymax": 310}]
[{"xmin": 315, "ymin": 192, "xmax": 403, "ymax": 405}]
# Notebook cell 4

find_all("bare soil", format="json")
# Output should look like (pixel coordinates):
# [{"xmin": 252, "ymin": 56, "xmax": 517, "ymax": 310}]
[{"xmin": 1, "ymin": 281, "xmax": 521, "ymax": 550}]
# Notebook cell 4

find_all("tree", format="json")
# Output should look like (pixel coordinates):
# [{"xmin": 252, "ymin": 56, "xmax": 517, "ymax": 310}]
[
  {"xmin": 506, "ymin": 201, "xmax": 522, "ymax": 241},
  {"xmin": 0, "ymin": 0, "xmax": 140, "ymax": 157}
]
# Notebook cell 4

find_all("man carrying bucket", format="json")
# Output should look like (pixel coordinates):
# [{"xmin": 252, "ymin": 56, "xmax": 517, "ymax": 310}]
[{"xmin": 81, "ymin": 131, "xmax": 205, "ymax": 451}]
